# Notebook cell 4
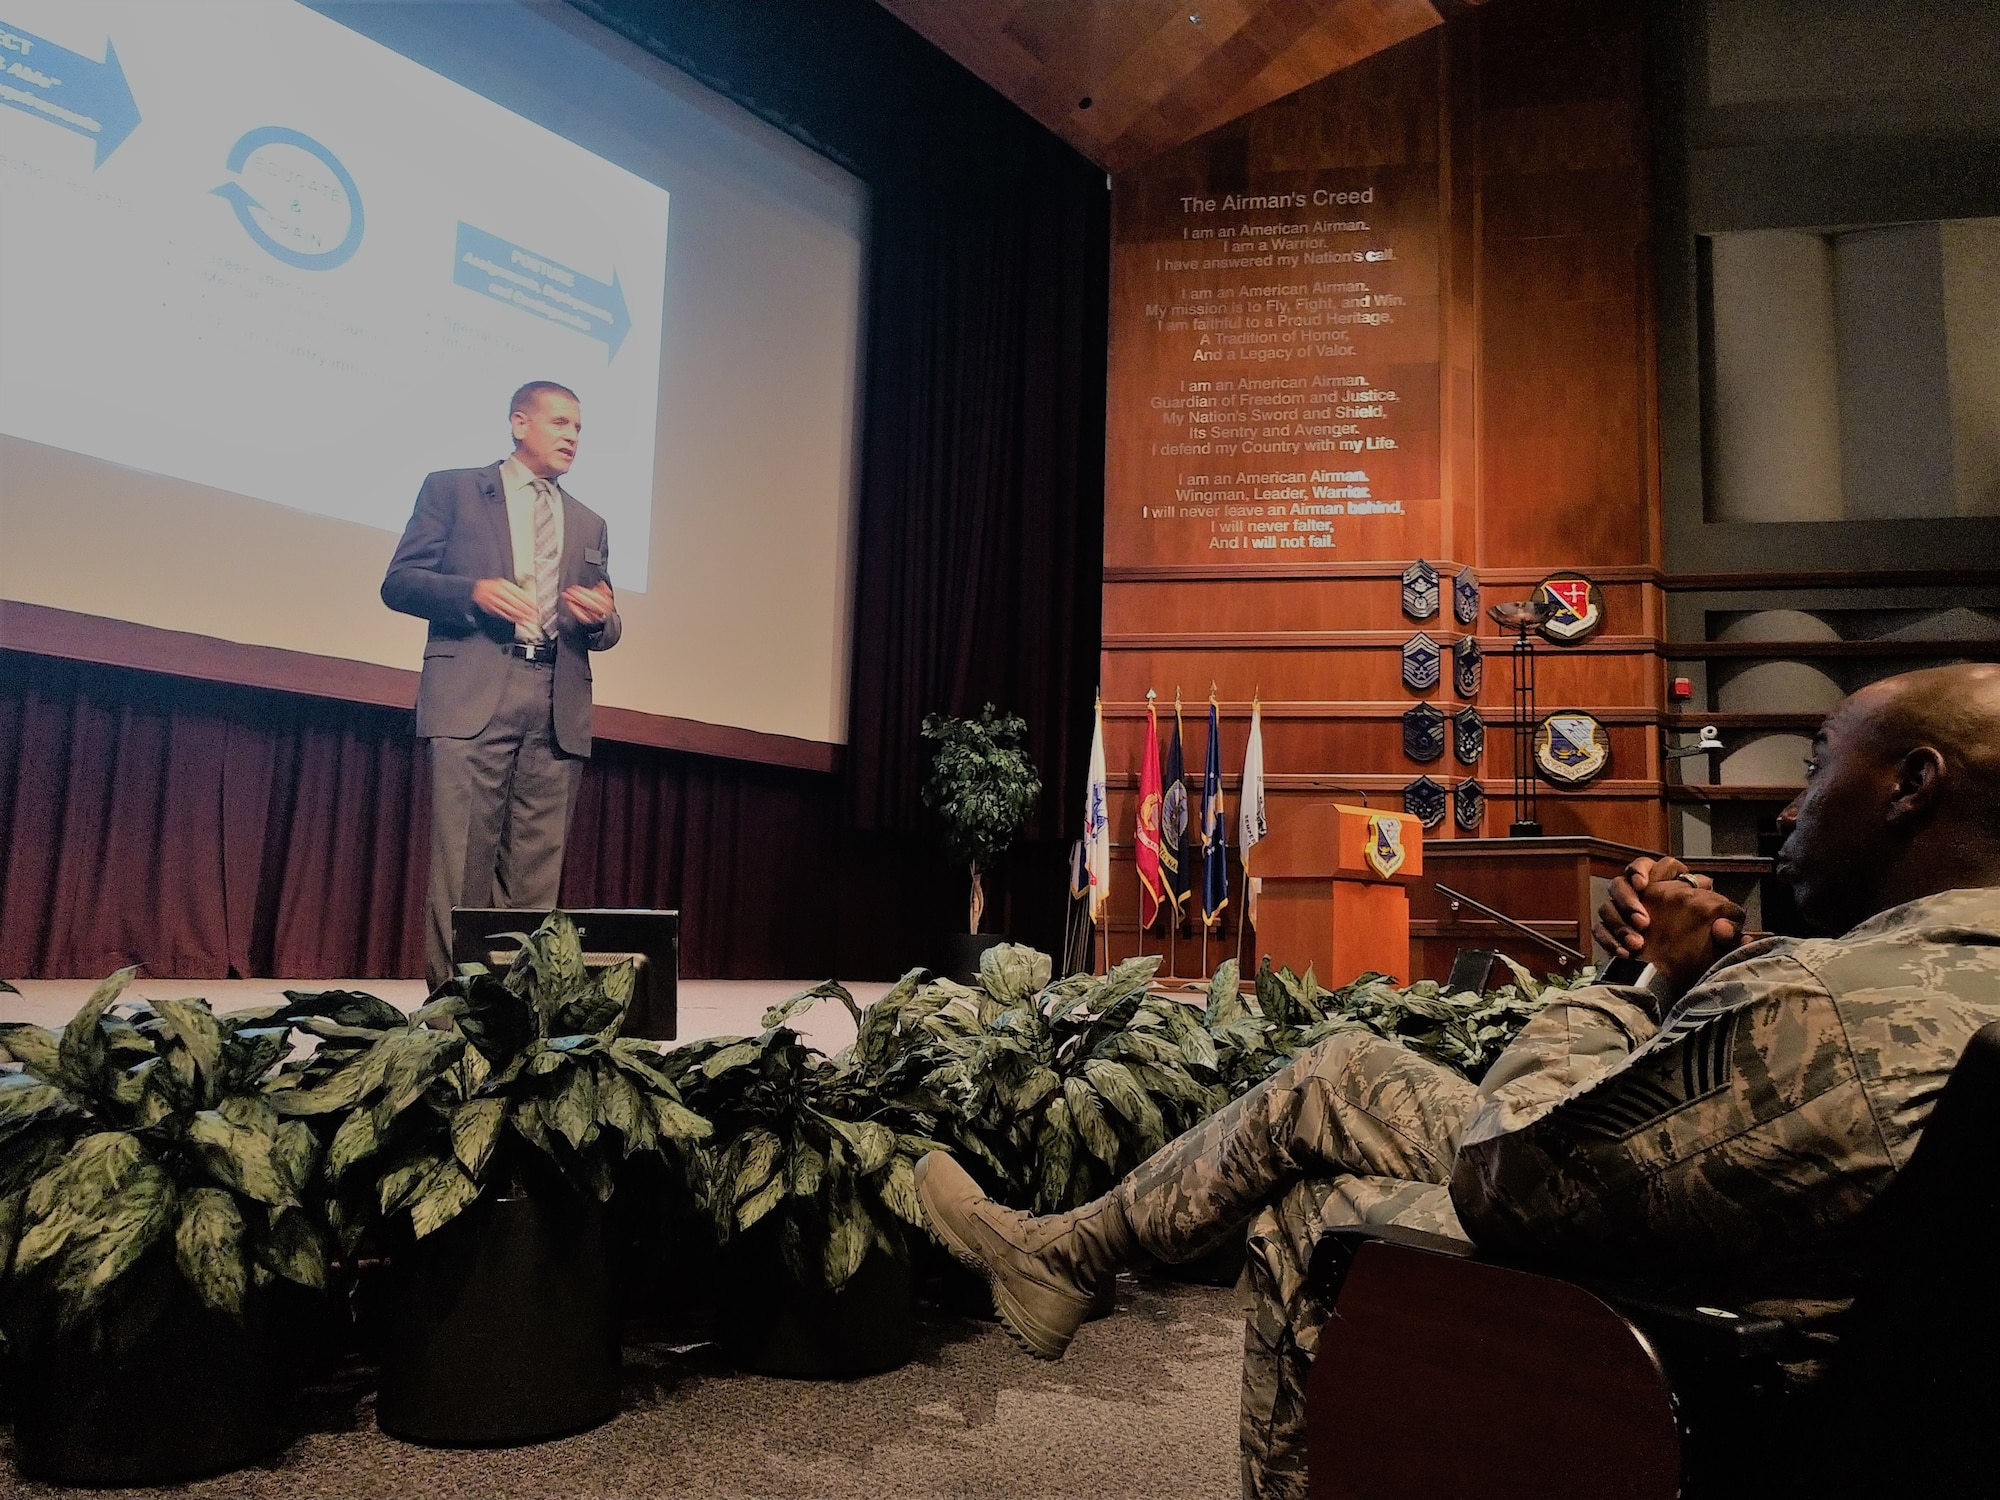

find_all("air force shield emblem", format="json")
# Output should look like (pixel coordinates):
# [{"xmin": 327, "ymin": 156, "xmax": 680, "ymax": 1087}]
[
  {"xmin": 1453, "ymin": 707, "xmax": 1484, "ymax": 765},
  {"xmin": 1454, "ymin": 778, "xmax": 1485, "ymax": 832},
  {"xmin": 1534, "ymin": 711, "xmax": 1611, "ymax": 784},
  {"xmin": 1364, "ymin": 814, "xmax": 1407, "ymax": 878},
  {"xmin": 1401, "ymin": 559, "xmax": 1440, "ymax": 620},
  {"xmin": 1453, "ymin": 567, "xmax": 1480, "ymax": 626},
  {"xmin": 1403, "ymin": 702, "xmax": 1446, "ymax": 763},
  {"xmin": 1535, "ymin": 573, "xmax": 1605, "ymax": 644},
  {"xmin": 1403, "ymin": 776, "xmax": 1446, "ymax": 829},
  {"xmin": 1453, "ymin": 636, "xmax": 1482, "ymax": 698},
  {"xmin": 1401, "ymin": 633, "xmax": 1441, "ymax": 692}
]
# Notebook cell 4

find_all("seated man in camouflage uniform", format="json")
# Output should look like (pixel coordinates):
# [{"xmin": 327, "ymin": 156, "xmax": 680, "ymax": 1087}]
[{"xmin": 916, "ymin": 662, "xmax": 2000, "ymax": 1500}]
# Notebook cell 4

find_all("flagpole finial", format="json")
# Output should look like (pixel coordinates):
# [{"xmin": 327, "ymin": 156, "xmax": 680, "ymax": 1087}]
[
  {"xmin": 1175, "ymin": 685, "xmax": 1183, "ymax": 707},
  {"xmin": 1146, "ymin": 688, "xmax": 1156, "ymax": 703}
]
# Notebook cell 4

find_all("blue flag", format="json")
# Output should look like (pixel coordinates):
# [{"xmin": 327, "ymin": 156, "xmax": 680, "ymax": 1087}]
[
  {"xmin": 1160, "ymin": 695, "xmax": 1192, "ymax": 923},
  {"xmin": 1201, "ymin": 696, "xmax": 1228, "ymax": 927}
]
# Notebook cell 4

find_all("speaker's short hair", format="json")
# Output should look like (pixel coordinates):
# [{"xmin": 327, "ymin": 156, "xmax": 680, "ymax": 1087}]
[{"xmin": 509, "ymin": 381, "xmax": 579, "ymax": 420}]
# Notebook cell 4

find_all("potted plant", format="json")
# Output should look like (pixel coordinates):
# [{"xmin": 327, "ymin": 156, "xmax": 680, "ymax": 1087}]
[
  {"xmin": 662, "ymin": 975, "xmax": 948, "ymax": 1377},
  {"xmin": 920, "ymin": 704, "xmax": 1043, "ymax": 981},
  {"xmin": 268, "ymin": 913, "xmax": 710, "ymax": 1446},
  {"xmin": 0, "ymin": 972, "xmax": 331, "ymax": 1486}
]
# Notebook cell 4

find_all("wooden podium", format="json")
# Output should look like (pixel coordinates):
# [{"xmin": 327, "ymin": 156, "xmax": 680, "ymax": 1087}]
[{"xmin": 1251, "ymin": 804, "xmax": 1424, "ymax": 985}]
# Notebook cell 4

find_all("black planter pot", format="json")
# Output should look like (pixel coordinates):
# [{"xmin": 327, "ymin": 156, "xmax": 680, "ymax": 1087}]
[
  {"xmin": 720, "ymin": 1234, "xmax": 917, "ymax": 1378},
  {"xmin": 938, "ymin": 931, "xmax": 1012, "ymax": 985},
  {"xmin": 11, "ymin": 1269, "xmax": 294, "ymax": 1487},
  {"xmin": 375, "ymin": 1192, "xmax": 619, "ymax": 1446}
]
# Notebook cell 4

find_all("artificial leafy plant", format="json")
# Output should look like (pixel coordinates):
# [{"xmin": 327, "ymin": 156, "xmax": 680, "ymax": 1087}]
[{"xmin": 919, "ymin": 704, "xmax": 1043, "ymax": 934}]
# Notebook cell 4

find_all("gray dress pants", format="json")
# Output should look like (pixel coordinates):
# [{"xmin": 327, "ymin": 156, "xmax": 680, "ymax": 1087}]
[{"xmin": 423, "ymin": 655, "xmax": 582, "ymax": 987}]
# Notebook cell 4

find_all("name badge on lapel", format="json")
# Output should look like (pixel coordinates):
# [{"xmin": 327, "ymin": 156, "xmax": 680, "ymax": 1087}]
[{"xmin": 584, "ymin": 547, "xmax": 605, "ymax": 566}]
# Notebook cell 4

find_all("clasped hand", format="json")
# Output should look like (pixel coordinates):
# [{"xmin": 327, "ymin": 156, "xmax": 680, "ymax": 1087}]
[
  {"xmin": 470, "ymin": 578, "xmax": 614, "ymax": 629},
  {"xmin": 1594, "ymin": 856, "xmax": 1746, "ymax": 1001}
]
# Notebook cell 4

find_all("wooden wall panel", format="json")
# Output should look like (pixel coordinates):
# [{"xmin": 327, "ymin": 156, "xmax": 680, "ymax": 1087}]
[{"xmin": 1100, "ymin": 0, "xmax": 1666, "ymax": 938}]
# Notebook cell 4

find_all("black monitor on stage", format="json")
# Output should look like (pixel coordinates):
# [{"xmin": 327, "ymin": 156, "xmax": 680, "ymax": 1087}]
[{"xmin": 450, "ymin": 908, "xmax": 679, "ymax": 1040}]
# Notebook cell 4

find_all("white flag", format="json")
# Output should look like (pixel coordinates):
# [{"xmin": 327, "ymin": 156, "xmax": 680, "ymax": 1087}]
[
  {"xmin": 1084, "ymin": 695, "xmax": 1111, "ymax": 921},
  {"xmin": 1238, "ymin": 697, "xmax": 1267, "ymax": 921}
]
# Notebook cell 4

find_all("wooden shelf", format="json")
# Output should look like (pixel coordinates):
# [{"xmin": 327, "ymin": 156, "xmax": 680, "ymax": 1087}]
[
  {"xmin": 1666, "ymin": 712, "xmax": 1824, "ymax": 730},
  {"xmin": 1666, "ymin": 568, "xmax": 2000, "ymax": 592},
  {"xmin": 1666, "ymin": 783, "xmax": 1802, "ymax": 802},
  {"xmin": 1665, "ymin": 639, "xmax": 2000, "ymax": 659}
]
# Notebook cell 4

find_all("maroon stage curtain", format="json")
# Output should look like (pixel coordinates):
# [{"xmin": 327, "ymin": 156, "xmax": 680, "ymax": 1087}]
[{"xmin": 0, "ymin": 651, "xmax": 854, "ymax": 981}]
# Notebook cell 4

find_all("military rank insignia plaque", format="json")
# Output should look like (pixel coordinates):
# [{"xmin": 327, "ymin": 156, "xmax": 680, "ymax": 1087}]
[
  {"xmin": 1402, "ymin": 702, "xmax": 1446, "ymax": 763},
  {"xmin": 1401, "ymin": 633, "xmax": 1441, "ymax": 692},
  {"xmin": 1453, "ymin": 566, "xmax": 1480, "ymax": 626},
  {"xmin": 1403, "ymin": 775, "xmax": 1447, "ymax": 830},
  {"xmin": 1534, "ymin": 711, "xmax": 1611, "ymax": 784},
  {"xmin": 1401, "ymin": 559, "xmax": 1440, "ymax": 621},
  {"xmin": 1453, "ymin": 707, "xmax": 1483, "ymax": 765},
  {"xmin": 1454, "ymin": 778, "xmax": 1485, "ymax": 832},
  {"xmin": 1534, "ymin": 572, "xmax": 1605, "ymax": 644},
  {"xmin": 1452, "ymin": 635, "xmax": 1482, "ymax": 698}
]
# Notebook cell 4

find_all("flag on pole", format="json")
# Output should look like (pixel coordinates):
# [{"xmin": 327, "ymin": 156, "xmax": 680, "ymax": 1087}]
[
  {"xmin": 1201, "ymin": 692, "xmax": 1228, "ymax": 927},
  {"xmin": 1084, "ymin": 694, "xmax": 1110, "ymax": 921},
  {"xmin": 1136, "ymin": 692, "xmax": 1165, "ymax": 930},
  {"xmin": 1238, "ymin": 695, "xmax": 1268, "ymax": 922},
  {"xmin": 1160, "ymin": 692, "xmax": 1192, "ymax": 922}
]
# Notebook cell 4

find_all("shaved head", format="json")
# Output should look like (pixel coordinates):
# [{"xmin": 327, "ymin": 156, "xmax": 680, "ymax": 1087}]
[{"xmin": 1777, "ymin": 663, "xmax": 2000, "ymax": 933}]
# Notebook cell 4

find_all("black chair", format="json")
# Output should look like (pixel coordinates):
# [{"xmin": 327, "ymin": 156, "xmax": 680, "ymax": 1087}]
[{"xmin": 1304, "ymin": 1020, "xmax": 2000, "ymax": 1500}]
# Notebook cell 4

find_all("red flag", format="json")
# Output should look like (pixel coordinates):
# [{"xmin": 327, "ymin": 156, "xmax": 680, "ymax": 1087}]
[{"xmin": 1135, "ymin": 695, "xmax": 1164, "ymax": 930}]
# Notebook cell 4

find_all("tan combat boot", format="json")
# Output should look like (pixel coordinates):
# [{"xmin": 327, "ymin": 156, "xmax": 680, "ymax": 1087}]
[{"xmin": 915, "ymin": 1151, "xmax": 1136, "ymax": 1358}]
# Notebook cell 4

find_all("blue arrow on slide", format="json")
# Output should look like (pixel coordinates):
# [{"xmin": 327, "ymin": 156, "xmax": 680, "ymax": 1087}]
[
  {"xmin": 453, "ymin": 222, "xmax": 631, "ymax": 360},
  {"xmin": 0, "ymin": 20, "xmax": 142, "ymax": 167}
]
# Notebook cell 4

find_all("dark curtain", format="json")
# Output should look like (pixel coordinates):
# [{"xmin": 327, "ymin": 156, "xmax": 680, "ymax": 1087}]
[{"xmin": 845, "ymin": 164, "xmax": 1109, "ymax": 839}]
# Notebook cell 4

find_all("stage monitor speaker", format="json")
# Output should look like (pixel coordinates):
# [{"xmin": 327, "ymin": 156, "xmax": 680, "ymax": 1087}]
[{"xmin": 451, "ymin": 908, "xmax": 679, "ymax": 1040}]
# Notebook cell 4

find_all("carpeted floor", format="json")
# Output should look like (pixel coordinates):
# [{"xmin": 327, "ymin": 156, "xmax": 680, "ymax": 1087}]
[{"xmin": 3, "ymin": 1278, "xmax": 1245, "ymax": 1500}]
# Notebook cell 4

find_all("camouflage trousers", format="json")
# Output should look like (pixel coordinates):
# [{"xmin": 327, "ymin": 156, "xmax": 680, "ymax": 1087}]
[{"xmin": 1114, "ymin": 1032, "xmax": 1479, "ymax": 1500}]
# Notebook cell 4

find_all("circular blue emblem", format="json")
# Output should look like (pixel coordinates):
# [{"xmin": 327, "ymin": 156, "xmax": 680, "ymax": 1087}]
[{"xmin": 212, "ymin": 126, "xmax": 364, "ymax": 270}]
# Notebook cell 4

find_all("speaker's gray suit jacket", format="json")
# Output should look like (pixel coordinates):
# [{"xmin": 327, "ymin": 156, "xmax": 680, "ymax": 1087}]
[{"xmin": 381, "ymin": 463, "xmax": 621, "ymax": 757}]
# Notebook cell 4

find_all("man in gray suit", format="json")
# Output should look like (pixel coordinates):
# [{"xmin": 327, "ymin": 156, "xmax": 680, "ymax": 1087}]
[{"xmin": 383, "ymin": 381, "xmax": 622, "ymax": 987}]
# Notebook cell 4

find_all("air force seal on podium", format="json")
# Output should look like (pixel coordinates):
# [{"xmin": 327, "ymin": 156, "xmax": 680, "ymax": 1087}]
[
  {"xmin": 1535, "ymin": 572, "xmax": 1605, "ymax": 644},
  {"xmin": 1401, "ymin": 632, "xmax": 1441, "ymax": 692},
  {"xmin": 1453, "ymin": 635, "xmax": 1482, "ymax": 698},
  {"xmin": 1364, "ymin": 813, "xmax": 1407, "ymax": 878},
  {"xmin": 1403, "ymin": 776, "xmax": 1447, "ymax": 829},
  {"xmin": 1453, "ymin": 707, "xmax": 1483, "ymax": 765},
  {"xmin": 1401, "ymin": 559, "xmax": 1440, "ymax": 620},
  {"xmin": 1534, "ymin": 711, "xmax": 1611, "ymax": 784},
  {"xmin": 1403, "ymin": 702, "xmax": 1445, "ymax": 763},
  {"xmin": 1454, "ymin": 778, "xmax": 1485, "ymax": 832},
  {"xmin": 1453, "ymin": 567, "xmax": 1480, "ymax": 626}
]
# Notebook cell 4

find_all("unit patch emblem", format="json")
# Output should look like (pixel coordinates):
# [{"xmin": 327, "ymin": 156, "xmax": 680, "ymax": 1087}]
[
  {"xmin": 1535, "ymin": 572, "xmax": 1605, "ymax": 644},
  {"xmin": 1364, "ymin": 814, "xmax": 1407, "ymax": 879},
  {"xmin": 1534, "ymin": 711, "xmax": 1611, "ymax": 784},
  {"xmin": 1403, "ymin": 775, "xmax": 1447, "ymax": 830},
  {"xmin": 1401, "ymin": 633, "xmax": 1441, "ymax": 692},
  {"xmin": 1401, "ymin": 559, "xmax": 1440, "ymax": 621}
]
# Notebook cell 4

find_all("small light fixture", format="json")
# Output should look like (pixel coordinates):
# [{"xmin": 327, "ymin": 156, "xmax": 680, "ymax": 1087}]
[
  {"xmin": 1078, "ymin": 96, "xmax": 1093, "ymax": 110},
  {"xmin": 1189, "ymin": 11, "xmax": 1202, "ymax": 25}
]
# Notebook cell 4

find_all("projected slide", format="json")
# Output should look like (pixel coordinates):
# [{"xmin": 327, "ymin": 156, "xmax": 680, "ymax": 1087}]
[{"xmin": 0, "ymin": 0, "xmax": 669, "ymax": 585}]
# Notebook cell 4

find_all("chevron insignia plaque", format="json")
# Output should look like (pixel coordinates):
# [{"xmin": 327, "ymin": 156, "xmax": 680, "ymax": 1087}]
[
  {"xmin": 1453, "ymin": 566, "xmax": 1480, "ymax": 626},
  {"xmin": 1403, "ymin": 702, "xmax": 1446, "ymax": 763},
  {"xmin": 1453, "ymin": 707, "xmax": 1484, "ymax": 765},
  {"xmin": 1401, "ymin": 559, "xmax": 1440, "ymax": 620},
  {"xmin": 1403, "ymin": 775, "xmax": 1447, "ymax": 829},
  {"xmin": 1453, "ymin": 635, "xmax": 1482, "ymax": 698},
  {"xmin": 1401, "ymin": 632, "xmax": 1441, "ymax": 692},
  {"xmin": 1454, "ymin": 778, "xmax": 1486, "ymax": 832}
]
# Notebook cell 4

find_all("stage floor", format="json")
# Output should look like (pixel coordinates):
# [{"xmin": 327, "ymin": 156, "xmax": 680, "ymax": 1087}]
[{"xmin": 2, "ymin": 977, "xmax": 895, "ymax": 1055}]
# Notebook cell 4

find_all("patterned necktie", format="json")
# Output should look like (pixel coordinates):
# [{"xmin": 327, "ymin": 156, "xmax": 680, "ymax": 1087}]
[{"xmin": 530, "ymin": 478, "xmax": 560, "ymax": 640}]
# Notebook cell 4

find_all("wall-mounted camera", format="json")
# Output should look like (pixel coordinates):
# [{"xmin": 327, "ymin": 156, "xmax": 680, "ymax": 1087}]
[{"xmin": 1663, "ymin": 724, "xmax": 1722, "ymax": 760}]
